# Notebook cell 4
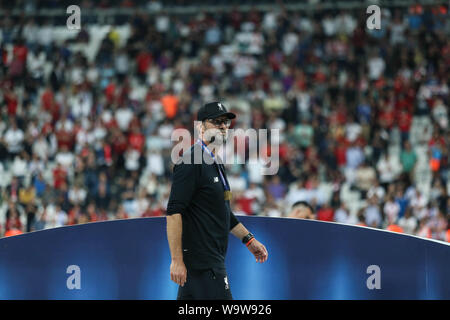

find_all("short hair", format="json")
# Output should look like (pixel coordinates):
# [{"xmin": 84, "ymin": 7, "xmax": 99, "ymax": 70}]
[{"xmin": 292, "ymin": 201, "xmax": 314, "ymax": 213}]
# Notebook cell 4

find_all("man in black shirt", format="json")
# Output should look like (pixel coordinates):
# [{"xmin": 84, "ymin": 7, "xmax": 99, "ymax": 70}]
[{"xmin": 166, "ymin": 102, "xmax": 268, "ymax": 300}]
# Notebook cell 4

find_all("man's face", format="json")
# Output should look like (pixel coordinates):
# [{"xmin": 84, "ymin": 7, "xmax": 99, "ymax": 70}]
[
  {"xmin": 202, "ymin": 116, "xmax": 230, "ymax": 145},
  {"xmin": 290, "ymin": 205, "xmax": 314, "ymax": 219}
]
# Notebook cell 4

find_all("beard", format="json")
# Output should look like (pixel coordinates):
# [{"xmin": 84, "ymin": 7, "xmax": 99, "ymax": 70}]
[{"xmin": 204, "ymin": 127, "xmax": 228, "ymax": 146}]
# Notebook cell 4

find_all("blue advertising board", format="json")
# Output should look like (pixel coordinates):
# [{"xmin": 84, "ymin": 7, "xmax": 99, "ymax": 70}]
[{"xmin": 0, "ymin": 216, "xmax": 449, "ymax": 299}]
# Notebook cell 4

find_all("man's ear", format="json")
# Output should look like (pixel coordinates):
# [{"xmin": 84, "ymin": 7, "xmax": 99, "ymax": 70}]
[{"xmin": 194, "ymin": 121, "xmax": 204, "ymax": 137}]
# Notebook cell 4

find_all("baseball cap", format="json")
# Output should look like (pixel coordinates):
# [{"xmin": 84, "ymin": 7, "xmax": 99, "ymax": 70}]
[{"xmin": 197, "ymin": 102, "xmax": 236, "ymax": 121}]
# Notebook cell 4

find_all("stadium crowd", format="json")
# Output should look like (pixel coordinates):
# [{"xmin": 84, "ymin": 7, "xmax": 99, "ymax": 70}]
[{"xmin": 0, "ymin": 2, "xmax": 449, "ymax": 242}]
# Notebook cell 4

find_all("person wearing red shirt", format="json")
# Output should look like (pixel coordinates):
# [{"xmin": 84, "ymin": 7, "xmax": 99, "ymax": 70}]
[
  {"xmin": 236, "ymin": 195, "xmax": 254, "ymax": 215},
  {"xmin": 67, "ymin": 204, "xmax": 82, "ymax": 225},
  {"xmin": 56, "ymin": 127, "xmax": 74, "ymax": 151},
  {"xmin": 396, "ymin": 108, "xmax": 413, "ymax": 144},
  {"xmin": 102, "ymin": 142, "xmax": 113, "ymax": 167},
  {"xmin": 4, "ymin": 89, "xmax": 18, "ymax": 116},
  {"xmin": 86, "ymin": 203, "xmax": 99, "ymax": 222},
  {"xmin": 40, "ymin": 86, "xmax": 60, "ymax": 121},
  {"xmin": 104, "ymin": 79, "xmax": 116, "ymax": 103},
  {"xmin": 5, "ymin": 209, "xmax": 23, "ymax": 233},
  {"xmin": 136, "ymin": 50, "xmax": 152, "ymax": 83},
  {"xmin": 111, "ymin": 128, "xmax": 128, "ymax": 155},
  {"xmin": 378, "ymin": 103, "xmax": 395, "ymax": 131},
  {"xmin": 128, "ymin": 115, "xmax": 141, "ymax": 132},
  {"xmin": 128, "ymin": 126, "xmax": 145, "ymax": 153},
  {"xmin": 317, "ymin": 203, "xmax": 334, "ymax": 222},
  {"xmin": 334, "ymin": 142, "xmax": 347, "ymax": 168},
  {"xmin": 142, "ymin": 204, "xmax": 164, "ymax": 217},
  {"xmin": 9, "ymin": 39, "xmax": 27, "ymax": 80},
  {"xmin": 41, "ymin": 86, "xmax": 55, "ymax": 110},
  {"xmin": 53, "ymin": 163, "xmax": 68, "ymax": 190},
  {"xmin": 13, "ymin": 39, "xmax": 27, "ymax": 64}
]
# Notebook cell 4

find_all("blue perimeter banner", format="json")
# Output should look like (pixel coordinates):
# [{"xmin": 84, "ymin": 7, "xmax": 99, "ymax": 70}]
[{"xmin": 0, "ymin": 216, "xmax": 449, "ymax": 299}]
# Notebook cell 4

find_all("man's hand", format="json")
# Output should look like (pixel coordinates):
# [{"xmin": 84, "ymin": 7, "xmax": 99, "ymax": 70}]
[
  {"xmin": 247, "ymin": 239, "xmax": 268, "ymax": 263},
  {"xmin": 170, "ymin": 258, "xmax": 187, "ymax": 287}
]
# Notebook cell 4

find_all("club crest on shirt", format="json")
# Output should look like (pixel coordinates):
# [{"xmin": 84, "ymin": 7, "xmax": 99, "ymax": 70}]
[{"xmin": 213, "ymin": 177, "xmax": 219, "ymax": 183}]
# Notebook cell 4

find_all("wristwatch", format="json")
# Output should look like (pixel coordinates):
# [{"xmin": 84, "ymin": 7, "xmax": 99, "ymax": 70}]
[{"xmin": 242, "ymin": 232, "xmax": 254, "ymax": 245}]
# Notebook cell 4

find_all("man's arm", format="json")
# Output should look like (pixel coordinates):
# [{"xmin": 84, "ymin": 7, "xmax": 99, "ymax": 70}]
[
  {"xmin": 230, "ymin": 222, "xmax": 251, "ymax": 240},
  {"xmin": 166, "ymin": 213, "xmax": 187, "ymax": 287},
  {"xmin": 230, "ymin": 222, "xmax": 268, "ymax": 263},
  {"xmin": 166, "ymin": 159, "xmax": 198, "ymax": 286}
]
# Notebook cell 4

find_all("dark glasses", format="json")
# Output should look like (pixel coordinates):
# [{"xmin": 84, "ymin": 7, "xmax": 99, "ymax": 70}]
[{"xmin": 206, "ymin": 118, "xmax": 231, "ymax": 127}]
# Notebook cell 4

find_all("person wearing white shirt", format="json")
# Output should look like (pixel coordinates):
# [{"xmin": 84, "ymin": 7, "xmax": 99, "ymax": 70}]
[
  {"xmin": 334, "ymin": 203, "xmax": 355, "ymax": 224},
  {"xmin": 55, "ymin": 115, "xmax": 74, "ymax": 133},
  {"xmin": 346, "ymin": 143, "xmax": 365, "ymax": 169},
  {"xmin": 55, "ymin": 206, "xmax": 68, "ymax": 228},
  {"xmin": 364, "ymin": 200, "xmax": 382, "ymax": 228},
  {"xmin": 247, "ymin": 153, "xmax": 264, "ymax": 185},
  {"xmin": 432, "ymin": 98, "xmax": 448, "ymax": 130},
  {"xmin": 22, "ymin": 18, "xmax": 39, "ymax": 46},
  {"xmin": 4, "ymin": 121, "xmax": 24, "ymax": 156},
  {"xmin": 345, "ymin": 117, "xmax": 362, "ymax": 142},
  {"xmin": 68, "ymin": 184, "xmax": 87, "ymax": 206},
  {"xmin": 11, "ymin": 153, "xmax": 28, "ymax": 178},
  {"xmin": 262, "ymin": 11, "xmax": 279, "ymax": 31},
  {"xmin": 227, "ymin": 172, "xmax": 247, "ymax": 193},
  {"xmin": 26, "ymin": 46, "xmax": 46, "ymax": 80},
  {"xmin": 335, "ymin": 11, "xmax": 357, "ymax": 35},
  {"xmin": 383, "ymin": 194, "xmax": 401, "ymax": 224},
  {"xmin": 282, "ymin": 29, "xmax": 299, "ymax": 56},
  {"xmin": 70, "ymin": 91, "xmax": 93, "ymax": 120},
  {"xmin": 36, "ymin": 20, "xmax": 53, "ymax": 47},
  {"xmin": 146, "ymin": 149, "xmax": 165, "ymax": 177},
  {"xmin": 367, "ymin": 52, "xmax": 386, "ymax": 80},
  {"xmin": 135, "ymin": 189, "xmax": 150, "ymax": 218},
  {"xmin": 124, "ymin": 147, "xmax": 141, "ymax": 172},
  {"xmin": 244, "ymin": 183, "xmax": 266, "ymax": 214},
  {"xmin": 376, "ymin": 153, "xmax": 402, "ymax": 188},
  {"xmin": 366, "ymin": 180, "xmax": 386, "ymax": 203},
  {"xmin": 322, "ymin": 14, "xmax": 337, "ymax": 37},
  {"xmin": 115, "ymin": 107, "xmax": 134, "ymax": 132},
  {"xmin": 55, "ymin": 145, "xmax": 75, "ymax": 169},
  {"xmin": 409, "ymin": 190, "xmax": 428, "ymax": 220},
  {"xmin": 285, "ymin": 180, "xmax": 311, "ymax": 208},
  {"xmin": 398, "ymin": 208, "xmax": 418, "ymax": 235}
]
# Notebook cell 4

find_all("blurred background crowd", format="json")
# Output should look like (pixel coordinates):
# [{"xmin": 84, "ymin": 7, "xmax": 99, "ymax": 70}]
[{"xmin": 0, "ymin": 0, "xmax": 449, "ymax": 242}]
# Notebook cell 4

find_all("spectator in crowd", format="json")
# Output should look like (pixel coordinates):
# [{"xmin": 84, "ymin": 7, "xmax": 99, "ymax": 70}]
[
  {"xmin": 317, "ymin": 202, "xmax": 334, "ymax": 222},
  {"xmin": 364, "ymin": 196, "xmax": 382, "ymax": 228},
  {"xmin": 377, "ymin": 152, "xmax": 402, "ymax": 191},
  {"xmin": 400, "ymin": 140, "xmax": 417, "ymax": 180},
  {"xmin": 288, "ymin": 201, "xmax": 315, "ymax": 220},
  {"xmin": 3, "ymin": 119, "xmax": 24, "ymax": 159},
  {"xmin": 383, "ymin": 194, "xmax": 401, "ymax": 227},
  {"xmin": 398, "ymin": 207, "xmax": 418, "ymax": 235},
  {"xmin": 354, "ymin": 161, "xmax": 377, "ymax": 199}
]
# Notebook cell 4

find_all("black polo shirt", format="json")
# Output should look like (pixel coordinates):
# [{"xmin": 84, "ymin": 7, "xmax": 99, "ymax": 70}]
[{"xmin": 166, "ymin": 142, "xmax": 240, "ymax": 270}]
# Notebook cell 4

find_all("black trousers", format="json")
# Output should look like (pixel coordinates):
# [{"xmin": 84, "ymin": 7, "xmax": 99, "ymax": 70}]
[{"xmin": 177, "ymin": 267, "xmax": 233, "ymax": 300}]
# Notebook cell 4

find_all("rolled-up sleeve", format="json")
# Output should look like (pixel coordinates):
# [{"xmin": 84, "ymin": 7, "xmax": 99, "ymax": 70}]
[{"xmin": 166, "ymin": 163, "xmax": 197, "ymax": 216}]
